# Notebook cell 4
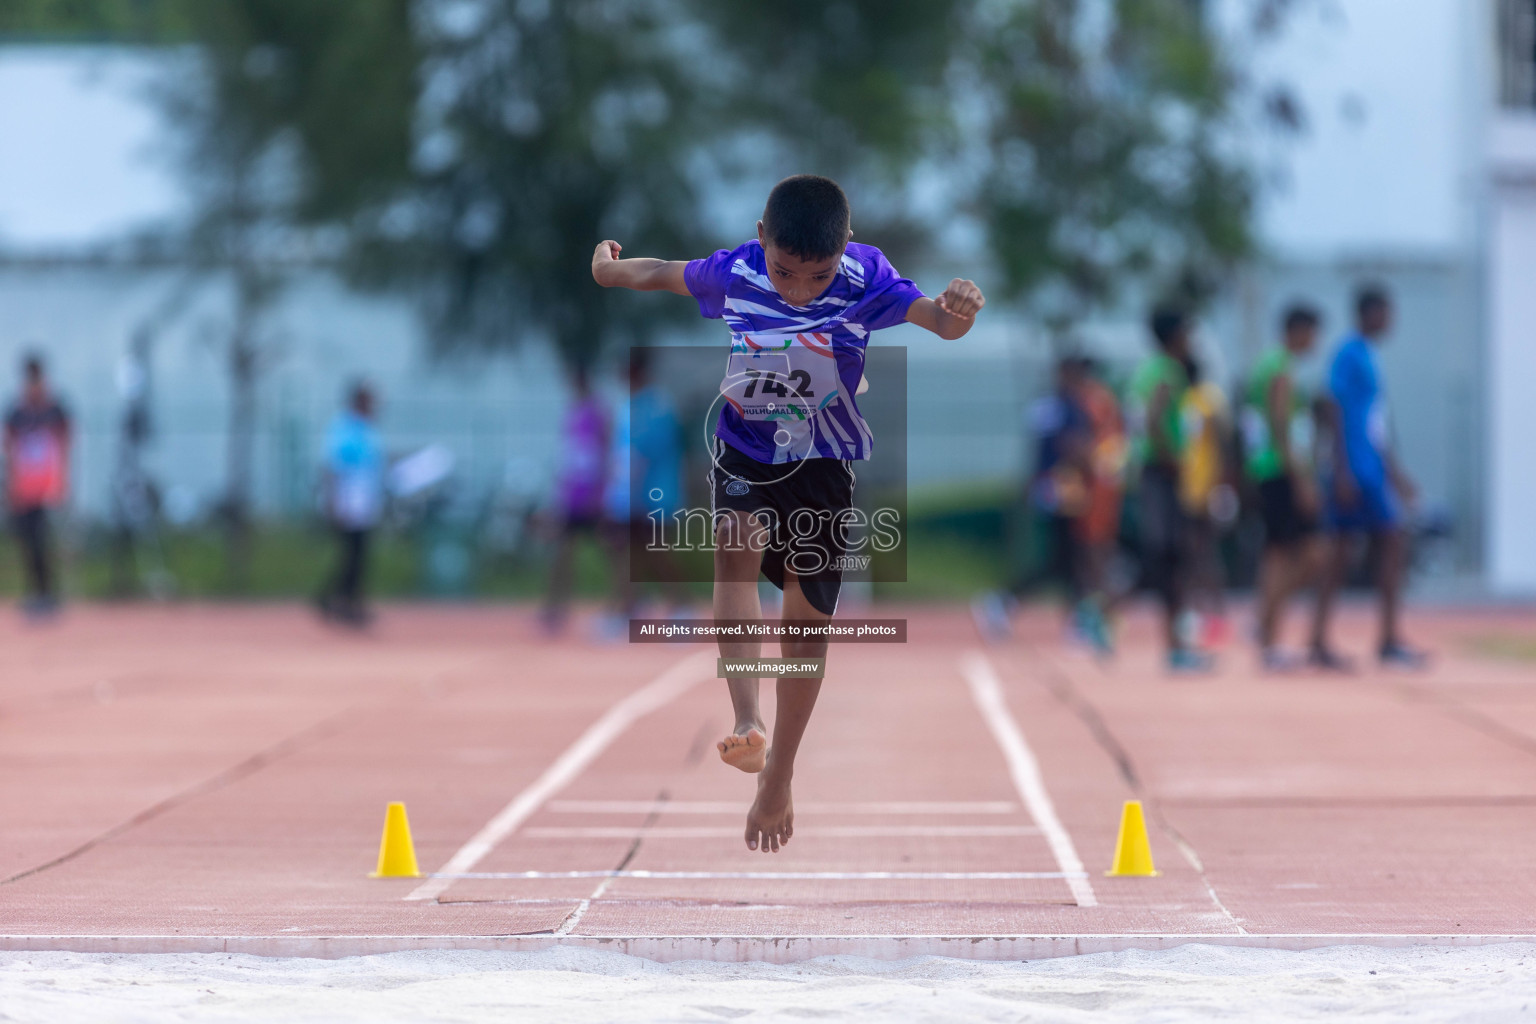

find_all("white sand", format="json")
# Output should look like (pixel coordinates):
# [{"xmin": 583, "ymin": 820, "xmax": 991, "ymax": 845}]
[{"xmin": 2, "ymin": 944, "xmax": 1535, "ymax": 1023}]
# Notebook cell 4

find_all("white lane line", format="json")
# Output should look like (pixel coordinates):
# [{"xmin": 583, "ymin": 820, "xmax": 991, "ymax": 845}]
[
  {"xmin": 522, "ymin": 825, "xmax": 1042, "ymax": 839},
  {"xmin": 552, "ymin": 874, "xmax": 615, "ymax": 937},
  {"xmin": 546, "ymin": 800, "xmax": 1020, "ymax": 815},
  {"xmin": 435, "ymin": 870, "xmax": 1084, "ymax": 880},
  {"xmin": 552, "ymin": 897, "xmax": 592, "ymax": 935},
  {"xmin": 406, "ymin": 650, "xmax": 715, "ymax": 903},
  {"xmin": 961, "ymin": 651, "xmax": 1098, "ymax": 908}
]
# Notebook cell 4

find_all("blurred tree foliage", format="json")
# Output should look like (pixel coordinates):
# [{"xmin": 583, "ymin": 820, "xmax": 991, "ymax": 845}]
[
  {"xmin": 686, "ymin": 1, "xmax": 961, "ymax": 182},
  {"xmin": 21, "ymin": 2, "xmax": 421, "ymax": 584},
  {"xmin": 963, "ymin": 0, "xmax": 1272, "ymax": 325},
  {"xmin": 342, "ymin": 0, "xmax": 721, "ymax": 368},
  {"xmin": 11, "ymin": 0, "xmax": 1293, "ymax": 358},
  {"xmin": 0, "ymin": 0, "xmax": 190, "ymax": 40},
  {"xmin": 163, "ymin": 2, "xmax": 419, "ymax": 585},
  {"xmin": 319, "ymin": 0, "xmax": 970, "ymax": 368}
]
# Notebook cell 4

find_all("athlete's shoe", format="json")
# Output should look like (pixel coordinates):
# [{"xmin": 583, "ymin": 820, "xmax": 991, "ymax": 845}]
[
  {"xmin": 1167, "ymin": 647, "xmax": 1215, "ymax": 674},
  {"xmin": 1175, "ymin": 610, "xmax": 1203, "ymax": 650},
  {"xmin": 1260, "ymin": 647, "xmax": 1306, "ymax": 673},
  {"xmin": 1307, "ymin": 646, "xmax": 1356, "ymax": 673},
  {"xmin": 337, "ymin": 603, "xmax": 374, "ymax": 628},
  {"xmin": 971, "ymin": 591, "xmax": 1015, "ymax": 643},
  {"xmin": 1379, "ymin": 642, "xmax": 1430, "ymax": 671},
  {"xmin": 1201, "ymin": 614, "xmax": 1232, "ymax": 649},
  {"xmin": 589, "ymin": 612, "xmax": 628, "ymax": 644},
  {"xmin": 19, "ymin": 594, "xmax": 60, "ymax": 621},
  {"xmin": 317, "ymin": 594, "xmax": 372, "ymax": 629},
  {"xmin": 1074, "ymin": 600, "xmax": 1115, "ymax": 657}
]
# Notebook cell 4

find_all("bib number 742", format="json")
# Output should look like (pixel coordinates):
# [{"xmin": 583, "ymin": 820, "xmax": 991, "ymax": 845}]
[{"xmin": 743, "ymin": 369, "xmax": 814, "ymax": 399}]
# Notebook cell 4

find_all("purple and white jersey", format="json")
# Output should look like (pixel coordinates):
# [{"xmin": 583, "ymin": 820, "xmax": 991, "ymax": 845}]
[{"xmin": 685, "ymin": 240, "xmax": 923, "ymax": 463}]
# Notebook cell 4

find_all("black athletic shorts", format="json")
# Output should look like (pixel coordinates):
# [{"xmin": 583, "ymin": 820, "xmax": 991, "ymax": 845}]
[
  {"xmin": 708, "ymin": 438, "xmax": 856, "ymax": 616},
  {"xmin": 1138, "ymin": 463, "xmax": 1186, "ymax": 561},
  {"xmin": 1257, "ymin": 476, "xmax": 1317, "ymax": 549}
]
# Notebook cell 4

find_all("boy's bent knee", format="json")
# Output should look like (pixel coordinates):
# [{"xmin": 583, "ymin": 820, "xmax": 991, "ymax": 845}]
[
  {"xmin": 714, "ymin": 514, "xmax": 765, "ymax": 577},
  {"xmin": 781, "ymin": 635, "xmax": 829, "ymax": 660},
  {"xmin": 714, "ymin": 546, "xmax": 761, "ymax": 580}
]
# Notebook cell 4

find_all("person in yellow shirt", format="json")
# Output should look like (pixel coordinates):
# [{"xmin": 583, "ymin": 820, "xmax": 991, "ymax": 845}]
[
  {"xmin": 1127, "ymin": 307, "xmax": 1209, "ymax": 671},
  {"xmin": 1178, "ymin": 357, "xmax": 1235, "ymax": 648}
]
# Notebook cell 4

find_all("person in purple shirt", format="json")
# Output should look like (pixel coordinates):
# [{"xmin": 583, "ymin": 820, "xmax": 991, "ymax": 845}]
[
  {"xmin": 542, "ymin": 365, "xmax": 609, "ymax": 632},
  {"xmin": 592, "ymin": 174, "xmax": 985, "ymax": 854}
]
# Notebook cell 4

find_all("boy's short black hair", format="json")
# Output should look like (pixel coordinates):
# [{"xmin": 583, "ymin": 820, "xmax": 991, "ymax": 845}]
[
  {"xmin": 762, "ymin": 175, "xmax": 851, "ymax": 261},
  {"xmin": 1356, "ymin": 283, "xmax": 1391, "ymax": 318},
  {"xmin": 1282, "ymin": 303, "xmax": 1321, "ymax": 333},
  {"xmin": 22, "ymin": 353, "xmax": 43, "ymax": 380},
  {"xmin": 1150, "ymin": 305, "xmax": 1189, "ymax": 350}
]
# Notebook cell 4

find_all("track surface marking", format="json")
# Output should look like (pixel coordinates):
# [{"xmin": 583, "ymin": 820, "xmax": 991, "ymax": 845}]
[
  {"xmin": 406, "ymin": 649, "xmax": 714, "ymax": 902},
  {"xmin": 3, "ymin": 604, "xmax": 1536, "ymax": 956},
  {"xmin": 961, "ymin": 650, "xmax": 1097, "ymax": 907}
]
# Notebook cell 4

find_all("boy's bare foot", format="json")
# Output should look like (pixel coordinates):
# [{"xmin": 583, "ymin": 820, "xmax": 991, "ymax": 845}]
[
  {"xmin": 745, "ymin": 767, "xmax": 793, "ymax": 852},
  {"xmin": 718, "ymin": 726, "xmax": 767, "ymax": 773}
]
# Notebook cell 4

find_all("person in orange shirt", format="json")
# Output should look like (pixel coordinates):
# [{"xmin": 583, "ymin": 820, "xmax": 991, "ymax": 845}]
[
  {"xmin": 1073, "ymin": 357, "xmax": 1126, "ymax": 652},
  {"xmin": 5, "ymin": 355, "xmax": 71, "ymax": 616},
  {"xmin": 973, "ymin": 355, "xmax": 1113, "ymax": 654}
]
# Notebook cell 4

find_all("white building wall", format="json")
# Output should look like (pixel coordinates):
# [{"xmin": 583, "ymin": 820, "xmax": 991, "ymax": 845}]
[
  {"xmin": 1219, "ymin": 0, "xmax": 1474, "ymax": 261},
  {"xmin": 1486, "ymin": 118, "xmax": 1536, "ymax": 592},
  {"xmin": 1212, "ymin": 0, "xmax": 1490, "ymax": 574}
]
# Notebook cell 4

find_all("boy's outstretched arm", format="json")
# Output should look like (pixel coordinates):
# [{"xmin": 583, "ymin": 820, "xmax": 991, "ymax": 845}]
[
  {"xmin": 905, "ymin": 278, "xmax": 985, "ymax": 340},
  {"xmin": 591, "ymin": 240, "xmax": 691, "ymax": 295}
]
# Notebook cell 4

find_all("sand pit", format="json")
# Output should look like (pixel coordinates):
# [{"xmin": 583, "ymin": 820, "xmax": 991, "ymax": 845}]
[{"xmin": 3, "ymin": 944, "xmax": 1535, "ymax": 1023}]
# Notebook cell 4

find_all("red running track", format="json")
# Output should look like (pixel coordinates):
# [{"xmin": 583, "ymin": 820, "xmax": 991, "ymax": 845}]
[{"xmin": 2, "ymin": 602, "xmax": 1535, "ymax": 961}]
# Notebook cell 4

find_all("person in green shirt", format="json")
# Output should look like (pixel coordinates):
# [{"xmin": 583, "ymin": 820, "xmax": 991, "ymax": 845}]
[
  {"xmin": 1242, "ymin": 304, "xmax": 1333, "ymax": 671},
  {"xmin": 1129, "ymin": 305, "xmax": 1210, "ymax": 672}
]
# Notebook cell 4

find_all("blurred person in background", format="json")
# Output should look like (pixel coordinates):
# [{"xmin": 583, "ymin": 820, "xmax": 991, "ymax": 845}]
[
  {"xmin": 1313, "ymin": 285, "xmax": 1428, "ymax": 669},
  {"xmin": 1242, "ymin": 304, "xmax": 1331, "ymax": 672},
  {"xmin": 974, "ymin": 355, "xmax": 1102, "ymax": 649},
  {"xmin": 1178, "ymin": 355, "xmax": 1237, "ymax": 649},
  {"xmin": 1073, "ymin": 356, "xmax": 1128, "ymax": 653},
  {"xmin": 316, "ymin": 381, "xmax": 383, "ymax": 627},
  {"xmin": 4, "ymin": 355, "xmax": 70, "ymax": 617},
  {"xmin": 598, "ymin": 348, "xmax": 687, "ymax": 638},
  {"xmin": 543, "ymin": 365, "xmax": 610, "ymax": 633},
  {"xmin": 1129, "ymin": 306, "xmax": 1212, "ymax": 672}
]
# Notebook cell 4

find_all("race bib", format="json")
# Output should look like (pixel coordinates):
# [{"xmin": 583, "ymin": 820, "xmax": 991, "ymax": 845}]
[
  {"xmin": 1290, "ymin": 414, "xmax": 1315, "ymax": 457},
  {"xmin": 9, "ymin": 430, "xmax": 65, "ymax": 506},
  {"xmin": 1180, "ymin": 405, "xmax": 1208, "ymax": 451},
  {"xmin": 1240, "ymin": 406, "xmax": 1269, "ymax": 454},
  {"xmin": 1367, "ymin": 398, "xmax": 1390, "ymax": 452},
  {"xmin": 334, "ymin": 474, "xmax": 382, "ymax": 528},
  {"xmin": 721, "ymin": 332, "xmax": 856, "ymax": 458},
  {"xmin": 16, "ymin": 432, "xmax": 60, "ymax": 471}
]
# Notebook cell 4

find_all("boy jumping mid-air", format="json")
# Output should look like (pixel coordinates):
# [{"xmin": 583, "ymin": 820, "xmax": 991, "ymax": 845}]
[{"xmin": 592, "ymin": 175, "xmax": 984, "ymax": 852}]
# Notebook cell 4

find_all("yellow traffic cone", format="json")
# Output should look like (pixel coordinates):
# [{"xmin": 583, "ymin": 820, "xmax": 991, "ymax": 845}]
[
  {"xmin": 1106, "ymin": 799, "xmax": 1159, "ymax": 876},
  {"xmin": 370, "ymin": 802, "xmax": 421, "ymax": 878}
]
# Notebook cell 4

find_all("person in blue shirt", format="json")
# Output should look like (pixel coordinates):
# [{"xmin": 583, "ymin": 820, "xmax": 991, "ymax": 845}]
[
  {"xmin": 1025, "ymin": 355, "xmax": 1094, "ymax": 614},
  {"xmin": 1312, "ymin": 285, "xmax": 1427, "ymax": 669},
  {"xmin": 601, "ymin": 347, "xmax": 686, "ymax": 623},
  {"xmin": 972, "ymin": 355, "xmax": 1108, "ymax": 651},
  {"xmin": 317, "ymin": 382, "xmax": 384, "ymax": 627}
]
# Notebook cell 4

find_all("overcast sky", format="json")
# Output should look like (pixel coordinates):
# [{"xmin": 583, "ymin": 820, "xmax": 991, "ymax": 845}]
[{"xmin": 0, "ymin": 47, "xmax": 183, "ymax": 250}]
